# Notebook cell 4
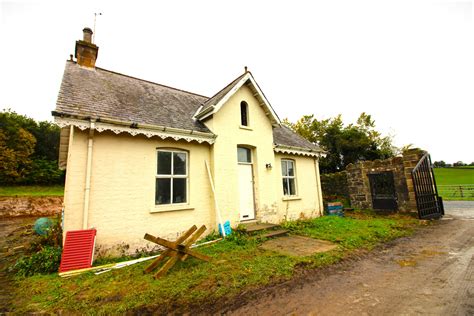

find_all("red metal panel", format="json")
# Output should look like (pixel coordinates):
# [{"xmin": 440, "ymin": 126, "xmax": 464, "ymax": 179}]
[{"xmin": 59, "ymin": 229, "xmax": 96, "ymax": 272}]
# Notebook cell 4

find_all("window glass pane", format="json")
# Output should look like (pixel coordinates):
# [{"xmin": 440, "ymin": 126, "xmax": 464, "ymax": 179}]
[
  {"xmin": 240, "ymin": 102, "xmax": 248, "ymax": 126},
  {"xmin": 289, "ymin": 178, "xmax": 296, "ymax": 195},
  {"xmin": 172, "ymin": 178, "xmax": 187, "ymax": 203},
  {"xmin": 282, "ymin": 178, "xmax": 289, "ymax": 195},
  {"xmin": 281, "ymin": 160, "xmax": 288, "ymax": 176},
  {"xmin": 237, "ymin": 147, "xmax": 251, "ymax": 163},
  {"xmin": 156, "ymin": 178, "xmax": 171, "ymax": 204},
  {"xmin": 287, "ymin": 161, "xmax": 295, "ymax": 177},
  {"xmin": 157, "ymin": 151, "xmax": 172, "ymax": 175},
  {"xmin": 173, "ymin": 152, "xmax": 187, "ymax": 175}
]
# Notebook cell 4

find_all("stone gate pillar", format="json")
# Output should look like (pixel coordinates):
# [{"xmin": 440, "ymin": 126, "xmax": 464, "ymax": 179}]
[{"xmin": 402, "ymin": 148, "xmax": 426, "ymax": 211}]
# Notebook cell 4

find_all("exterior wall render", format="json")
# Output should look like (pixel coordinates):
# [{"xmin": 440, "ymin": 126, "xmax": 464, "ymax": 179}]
[
  {"xmin": 204, "ymin": 85, "xmax": 322, "ymax": 226},
  {"xmin": 63, "ymin": 129, "xmax": 214, "ymax": 254},
  {"xmin": 273, "ymin": 154, "xmax": 322, "ymax": 222},
  {"xmin": 62, "ymin": 86, "xmax": 323, "ymax": 255},
  {"xmin": 204, "ymin": 85, "xmax": 277, "ymax": 226}
]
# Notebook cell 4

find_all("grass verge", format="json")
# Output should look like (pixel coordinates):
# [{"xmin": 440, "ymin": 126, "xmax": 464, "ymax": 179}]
[
  {"xmin": 0, "ymin": 185, "xmax": 64, "ymax": 197},
  {"xmin": 11, "ymin": 212, "xmax": 421, "ymax": 314}
]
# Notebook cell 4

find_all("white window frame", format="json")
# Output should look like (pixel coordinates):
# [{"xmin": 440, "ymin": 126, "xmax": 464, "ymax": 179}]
[
  {"xmin": 156, "ymin": 149, "xmax": 189, "ymax": 206},
  {"xmin": 281, "ymin": 159, "xmax": 297, "ymax": 196}
]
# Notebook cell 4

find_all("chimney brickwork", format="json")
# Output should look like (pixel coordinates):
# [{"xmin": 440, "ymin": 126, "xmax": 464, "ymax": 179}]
[{"xmin": 75, "ymin": 27, "xmax": 99, "ymax": 68}]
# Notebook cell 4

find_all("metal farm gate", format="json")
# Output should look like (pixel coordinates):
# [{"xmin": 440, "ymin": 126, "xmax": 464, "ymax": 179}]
[
  {"xmin": 412, "ymin": 153, "xmax": 444, "ymax": 219},
  {"xmin": 368, "ymin": 172, "xmax": 398, "ymax": 211}
]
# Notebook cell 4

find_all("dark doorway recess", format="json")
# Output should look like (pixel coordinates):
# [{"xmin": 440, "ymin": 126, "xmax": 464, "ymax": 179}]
[{"xmin": 369, "ymin": 172, "xmax": 398, "ymax": 211}]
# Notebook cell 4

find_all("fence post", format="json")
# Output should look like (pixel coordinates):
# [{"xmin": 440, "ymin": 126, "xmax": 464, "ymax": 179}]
[{"xmin": 460, "ymin": 185, "xmax": 464, "ymax": 198}]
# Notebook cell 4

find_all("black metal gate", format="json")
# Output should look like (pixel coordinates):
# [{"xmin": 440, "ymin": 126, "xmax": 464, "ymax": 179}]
[
  {"xmin": 369, "ymin": 172, "xmax": 398, "ymax": 211},
  {"xmin": 412, "ymin": 153, "xmax": 444, "ymax": 219}
]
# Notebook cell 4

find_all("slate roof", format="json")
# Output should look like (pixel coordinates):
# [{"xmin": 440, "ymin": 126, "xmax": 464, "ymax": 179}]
[
  {"xmin": 273, "ymin": 125, "xmax": 321, "ymax": 152},
  {"xmin": 54, "ymin": 61, "xmax": 322, "ymax": 152},
  {"xmin": 55, "ymin": 61, "xmax": 211, "ymax": 132},
  {"xmin": 197, "ymin": 72, "xmax": 247, "ymax": 116}
]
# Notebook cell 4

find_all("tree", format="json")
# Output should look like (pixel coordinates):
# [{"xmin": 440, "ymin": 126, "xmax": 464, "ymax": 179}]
[
  {"xmin": 0, "ymin": 127, "xmax": 36, "ymax": 184},
  {"xmin": 0, "ymin": 109, "xmax": 60, "ymax": 161},
  {"xmin": 433, "ymin": 161, "xmax": 447, "ymax": 168},
  {"xmin": 453, "ymin": 161, "xmax": 465, "ymax": 167},
  {"xmin": 285, "ymin": 113, "xmax": 396, "ymax": 173},
  {"xmin": 0, "ymin": 109, "xmax": 63, "ymax": 185}
]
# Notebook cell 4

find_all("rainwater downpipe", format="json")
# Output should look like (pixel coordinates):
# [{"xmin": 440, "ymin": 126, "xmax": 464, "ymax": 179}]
[{"xmin": 82, "ymin": 120, "xmax": 95, "ymax": 229}]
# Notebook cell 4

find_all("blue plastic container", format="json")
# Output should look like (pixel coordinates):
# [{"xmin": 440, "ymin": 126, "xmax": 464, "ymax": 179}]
[
  {"xmin": 218, "ymin": 220, "xmax": 232, "ymax": 236},
  {"xmin": 327, "ymin": 203, "xmax": 344, "ymax": 217}
]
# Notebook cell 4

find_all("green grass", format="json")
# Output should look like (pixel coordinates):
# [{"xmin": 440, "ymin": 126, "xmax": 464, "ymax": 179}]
[
  {"xmin": 0, "ymin": 185, "xmax": 64, "ymax": 197},
  {"xmin": 433, "ymin": 168, "xmax": 474, "ymax": 185},
  {"xmin": 433, "ymin": 168, "xmax": 474, "ymax": 201},
  {"xmin": 11, "ymin": 213, "xmax": 420, "ymax": 314}
]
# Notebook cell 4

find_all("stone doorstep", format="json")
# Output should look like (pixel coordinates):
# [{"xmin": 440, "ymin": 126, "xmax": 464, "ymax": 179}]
[
  {"xmin": 260, "ymin": 229, "xmax": 289, "ymax": 239},
  {"xmin": 240, "ymin": 222, "xmax": 280, "ymax": 233}
]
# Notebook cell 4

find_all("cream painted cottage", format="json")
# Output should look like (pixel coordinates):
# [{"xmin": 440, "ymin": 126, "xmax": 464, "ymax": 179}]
[{"xmin": 54, "ymin": 28, "xmax": 325, "ymax": 252}]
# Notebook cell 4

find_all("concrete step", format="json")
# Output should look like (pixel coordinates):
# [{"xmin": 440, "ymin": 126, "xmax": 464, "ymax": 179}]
[
  {"xmin": 240, "ymin": 222, "xmax": 279, "ymax": 233},
  {"xmin": 261, "ymin": 229, "xmax": 289, "ymax": 239}
]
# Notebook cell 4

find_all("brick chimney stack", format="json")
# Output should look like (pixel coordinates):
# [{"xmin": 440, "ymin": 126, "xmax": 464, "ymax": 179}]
[{"xmin": 75, "ymin": 27, "xmax": 99, "ymax": 68}]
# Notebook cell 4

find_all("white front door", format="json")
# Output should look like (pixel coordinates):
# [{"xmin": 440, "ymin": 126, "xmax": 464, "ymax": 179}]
[{"xmin": 238, "ymin": 163, "xmax": 255, "ymax": 220}]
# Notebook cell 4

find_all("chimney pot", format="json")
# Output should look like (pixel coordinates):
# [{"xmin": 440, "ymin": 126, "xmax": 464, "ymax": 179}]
[{"xmin": 83, "ymin": 27, "xmax": 93, "ymax": 43}]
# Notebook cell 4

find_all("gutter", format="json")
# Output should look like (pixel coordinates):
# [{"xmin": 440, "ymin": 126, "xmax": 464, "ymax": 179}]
[{"xmin": 83, "ymin": 119, "xmax": 95, "ymax": 229}]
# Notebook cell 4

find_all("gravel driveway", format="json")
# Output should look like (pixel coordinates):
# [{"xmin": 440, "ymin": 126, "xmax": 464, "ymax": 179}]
[{"xmin": 225, "ymin": 201, "xmax": 474, "ymax": 315}]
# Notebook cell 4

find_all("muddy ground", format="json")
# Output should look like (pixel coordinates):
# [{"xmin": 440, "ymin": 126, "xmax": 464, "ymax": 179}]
[
  {"xmin": 223, "ymin": 201, "xmax": 474, "ymax": 315},
  {"xmin": 0, "ymin": 216, "xmax": 37, "ymax": 314}
]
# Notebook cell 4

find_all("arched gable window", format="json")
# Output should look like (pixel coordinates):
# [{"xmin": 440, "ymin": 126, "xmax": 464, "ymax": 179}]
[{"xmin": 240, "ymin": 101, "xmax": 249, "ymax": 126}]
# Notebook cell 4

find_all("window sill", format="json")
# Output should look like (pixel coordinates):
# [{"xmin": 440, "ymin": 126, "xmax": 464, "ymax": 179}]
[
  {"xmin": 282, "ymin": 196, "xmax": 301, "ymax": 201},
  {"xmin": 151, "ymin": 204, "xmax": 194, "ymax": 213},
  {"xmin": 239, "ymin": 125, "xmax": 253, "ymax": 131}
]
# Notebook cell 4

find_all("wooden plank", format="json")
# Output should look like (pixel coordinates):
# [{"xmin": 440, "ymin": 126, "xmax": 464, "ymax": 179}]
[
  {"xmin": 144, "ymin": 249, "xmax": 172, "ymax": 273},
  {"xmin": 144, "ymin": 234, "xmax": 178, "ymax": 249},
  {"xmin": 144, "ymin": 238, "xmax": 209, "ymax": 262},
  {"xmin": 177, "ymin": 245, "xmax": 211, "ymax": 262},
  {"xmin": 180, "ymin": 225, "xmax": 207, "ymax": 261},
  {"xmin": 185, "ymin": 225, "xmax": 207, "ymax": 246},
  {"xmin": 154, "ymin": 256, "xmax": 179, "ymax": 279},
  {"xmin": 144, "ymin": 225, "xmax": 197, "ymax": 273},
  {"xmin": 145, "ymin": 225, "xmax": 210, "ymax": 277}
]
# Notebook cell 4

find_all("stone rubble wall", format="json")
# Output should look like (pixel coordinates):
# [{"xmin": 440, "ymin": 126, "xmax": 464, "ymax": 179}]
[
  {"xmin": 0, "ymin": 196, "xmax": 63, "ymax": 218},
  {"xmin": 346, "ymin": 148, "xmax": 426, "ymax": 211}
]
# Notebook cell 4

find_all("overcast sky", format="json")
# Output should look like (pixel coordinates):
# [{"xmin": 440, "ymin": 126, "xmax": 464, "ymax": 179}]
[{"xmin": 1, "ymin": 0, "xmax": 473, "ymax": 163}]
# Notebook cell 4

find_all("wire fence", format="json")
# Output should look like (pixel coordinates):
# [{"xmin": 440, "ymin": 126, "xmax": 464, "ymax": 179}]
[{"xmin": 437, "ymin": 185, "xmax": 474, "ymax": 200}]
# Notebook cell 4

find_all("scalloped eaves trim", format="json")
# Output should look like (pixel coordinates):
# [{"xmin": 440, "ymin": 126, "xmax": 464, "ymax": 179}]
[{"xmin": 54, "ymin": 117, "xmax": 216, "ymax": 145}]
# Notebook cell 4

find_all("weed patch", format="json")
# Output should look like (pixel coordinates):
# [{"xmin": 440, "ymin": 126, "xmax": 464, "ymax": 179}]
[{"xmin": 8, "ymin": 215, "xmax": 63, "ymax": 276}]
